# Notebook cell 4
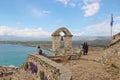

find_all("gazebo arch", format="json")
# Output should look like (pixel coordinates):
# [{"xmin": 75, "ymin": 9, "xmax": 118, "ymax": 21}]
[{"xmin": 51, "ymin": 27, "xmax": 73, "ymax": 56}]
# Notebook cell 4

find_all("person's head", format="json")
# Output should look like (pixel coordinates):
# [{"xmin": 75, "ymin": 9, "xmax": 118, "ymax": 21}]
[{"xmin": 37, "ymin": 45, "xmax": 40, "ymax": 49}]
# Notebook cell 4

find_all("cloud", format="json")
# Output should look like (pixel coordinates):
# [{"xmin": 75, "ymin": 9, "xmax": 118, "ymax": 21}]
[
  {"xmin": 55, "ymin": 0, "xmax": 100, "ymax": 16},
  {"xmin": 82, "ymin": 3, "xmax": 100, "ymax": 16},
  {"xmin": 82, "ymin": 0, "xmax": 100, "ymax": 16},
  {"xmin": 83, "ymin": 16, "xmax": 120, "ymax": 36},
  {"xmin": 31, "ymin": 8, "xmax": 49, "ymax": 16},
  {"xmin": 56, "ymin": 0, "xmax": 77, "ymax": 7},
  {"xmin": 85, "ymin": 21, "xmax": 110, "ymax": 36},
  {"xmin": 73, "ymin": 32, "xmax": 85, "ymax": 36},
  {"xmin": 69, "ymin": 2, "xmax": 76, "ymax": 7},
  {"xmin": 115, "ymin": 16, "xmax": 120, "ymax": 21},
  {"xmin": 0, "ymin": 26, "xmax": 51, "ymax": 37},
  {"xmin": 56, "ymin": 0, "xmax": 68, "ymax": 5},
  {"xmin": 113, "ymin": 24, "xmax": 120, "ymax": 34}
]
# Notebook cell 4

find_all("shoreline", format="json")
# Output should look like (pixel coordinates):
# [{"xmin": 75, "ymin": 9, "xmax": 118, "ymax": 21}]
[{"xmin": 0, "ymin": 66, "xmax": 19, "ymax": 77}]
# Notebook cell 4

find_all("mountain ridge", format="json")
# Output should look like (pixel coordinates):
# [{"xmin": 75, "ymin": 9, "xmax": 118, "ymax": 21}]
[{"xmin": 0, "ymin": 35, "xmax": 110, "ymax": 41}]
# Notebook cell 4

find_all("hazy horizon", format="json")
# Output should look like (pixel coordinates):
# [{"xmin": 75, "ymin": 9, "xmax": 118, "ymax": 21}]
[{"xmin": 0, "ymin": 35, "xmax": 111, "ymax": 41}]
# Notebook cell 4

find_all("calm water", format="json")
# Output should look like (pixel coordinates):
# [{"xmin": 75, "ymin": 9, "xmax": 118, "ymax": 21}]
[{"xmin": 0, "ymin": 44, "xmax": 52, "ymax": 67}]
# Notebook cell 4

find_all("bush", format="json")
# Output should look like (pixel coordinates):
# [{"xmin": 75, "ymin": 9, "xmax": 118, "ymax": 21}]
[
  {"xmin": 24, "ymin": 62, "xmax": 29, "ymax": 70},
  {"xmin": 40, "ymin": 71, "xmax": 44, "ymax": 80},
  {"xmin": 25, "ymin": 62, "xmax": 29, "ymax": 69}
]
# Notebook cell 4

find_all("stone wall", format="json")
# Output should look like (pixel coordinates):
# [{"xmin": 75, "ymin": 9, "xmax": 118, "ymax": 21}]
[
  {"xmin": 112, "ymin": 32, "xmax": 120, "ymax": 43},
  {"xmin": 49, "ymin": 53, "xmax": 81, "ymax": 62},
  {"xmin": 101, "ymin": 39, "xmax": 120, "ymax": 68},
  {"xmin": 12, "ymin": 54, "xmax": 72, "ymax": 80},
  {"xmin": 100, "ymin": 39, "xmax": 120, "ymax": 79}
]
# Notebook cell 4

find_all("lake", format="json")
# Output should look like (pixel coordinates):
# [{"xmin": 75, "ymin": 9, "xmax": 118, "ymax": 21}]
[{"xmin": 0, "ymin": 44, "xmax": 52, "ymax": 67}]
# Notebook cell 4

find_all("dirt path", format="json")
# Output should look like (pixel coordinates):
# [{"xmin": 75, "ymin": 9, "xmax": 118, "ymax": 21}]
[{"xmin": 61, "ymin": 47, "xmax": 120, "ymax": 80}]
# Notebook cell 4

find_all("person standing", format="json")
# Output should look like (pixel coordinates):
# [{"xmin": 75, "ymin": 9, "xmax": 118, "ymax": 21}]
[
  {"xmin": 37, "ymin": 45, "xmax": 42, "ymax": 55},
  {"xmin": 82, "ymin": 42, "xmax": 86, "ymax": 55},
  {"xmin": 85, "ymin": 42, "xmax": 88, "ymax": 55},
  {"xmin": 82, "ymin": 42, "xmax": 88, "ymax": 55}
]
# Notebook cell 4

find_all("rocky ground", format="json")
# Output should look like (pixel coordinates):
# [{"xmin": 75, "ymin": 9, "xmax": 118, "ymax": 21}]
[
  {"xmin": 0, "ymin": 47, "xmax": 120, "ymax": 80},
  {"xmin": 60, "ymin": 47, "xmax": 120, "ymax": 80},
  {"xmin": 0, "ymin": 66, "xmax": 16, "ymax": 80}
]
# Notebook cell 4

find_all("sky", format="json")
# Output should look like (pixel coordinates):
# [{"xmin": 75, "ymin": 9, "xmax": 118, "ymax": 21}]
[{"xmin": 0, "ymin": 0, "xmax": 120, "ymax": 38}]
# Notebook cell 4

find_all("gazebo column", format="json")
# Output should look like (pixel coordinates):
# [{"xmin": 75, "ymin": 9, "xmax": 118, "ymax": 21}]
[
  {"xmin": 64, "ymin": 35, "xmax": 72, "ymax": 55},
  {"xmin": 52, "ymin": 35, "xmax": 60, "ymax": 56}
]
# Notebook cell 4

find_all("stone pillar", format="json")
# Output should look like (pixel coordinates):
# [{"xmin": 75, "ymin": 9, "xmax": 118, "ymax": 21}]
[
  {"xmin": 52, "ymin": 36, "xmax": 60, "ymax": 56},
  {"xmin": 64, "ymin": 35, "xmax": 72, "ymax": 55}
]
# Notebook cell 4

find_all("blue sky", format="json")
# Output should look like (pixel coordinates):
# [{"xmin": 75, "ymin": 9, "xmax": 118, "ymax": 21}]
[{"xmin": 0, "ymin": 0, "xmax": 120, "ymax": 38}]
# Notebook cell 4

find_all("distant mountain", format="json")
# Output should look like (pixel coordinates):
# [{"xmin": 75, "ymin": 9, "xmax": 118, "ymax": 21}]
[
  {"xmin": 0, "ymin": 35, "xmax": 52, "ymax": 41},
  {"xmin": 0, "ymin": 35, "xmax": 110, "ymax": 41},
  {"xmin": 72, "ymin": 36, "xmax": 110, "ymax": 41}
]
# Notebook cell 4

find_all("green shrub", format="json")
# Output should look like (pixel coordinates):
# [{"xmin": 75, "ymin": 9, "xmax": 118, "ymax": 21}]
[
  {"xmin": 25, "ymin": 62, "xmax": 29, "ymax": 68},
  {"xmin": 40, "ymin": 71, "xmax": 44, "ymax": 80},
  {"xmin": 24, "ymin": 62, "xmax": 29, "ymax": 70}
]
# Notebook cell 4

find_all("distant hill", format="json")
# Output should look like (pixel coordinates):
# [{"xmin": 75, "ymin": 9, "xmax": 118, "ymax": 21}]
[
  {"xmin": 0, "ymin": 35, "xmax": 110, "ymax": 41},
  {"xmin": 72, "ymin": 36, "xmax": 110, "ymax": 41},
  {"xmin": 0, "ymin": 35, "xmax": 52, "ymax": 41},
  {"xmin": 0, "ymin": 35, "xmax": 111, "ymax": 48}
]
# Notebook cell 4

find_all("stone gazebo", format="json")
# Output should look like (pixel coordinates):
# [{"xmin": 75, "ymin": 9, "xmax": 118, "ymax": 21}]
[{"xmin": 51, "ymin": 27, "xmax": 73, "ymax": 56}]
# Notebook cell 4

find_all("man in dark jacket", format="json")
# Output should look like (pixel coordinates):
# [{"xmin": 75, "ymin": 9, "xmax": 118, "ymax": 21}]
[
  {"xmin": 37, "ymin": 45, "xmax": 42, "ymax": 55},
  {"xmin": 82, "ymin": 42, "xmax": 88, "ymax": 55}
]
